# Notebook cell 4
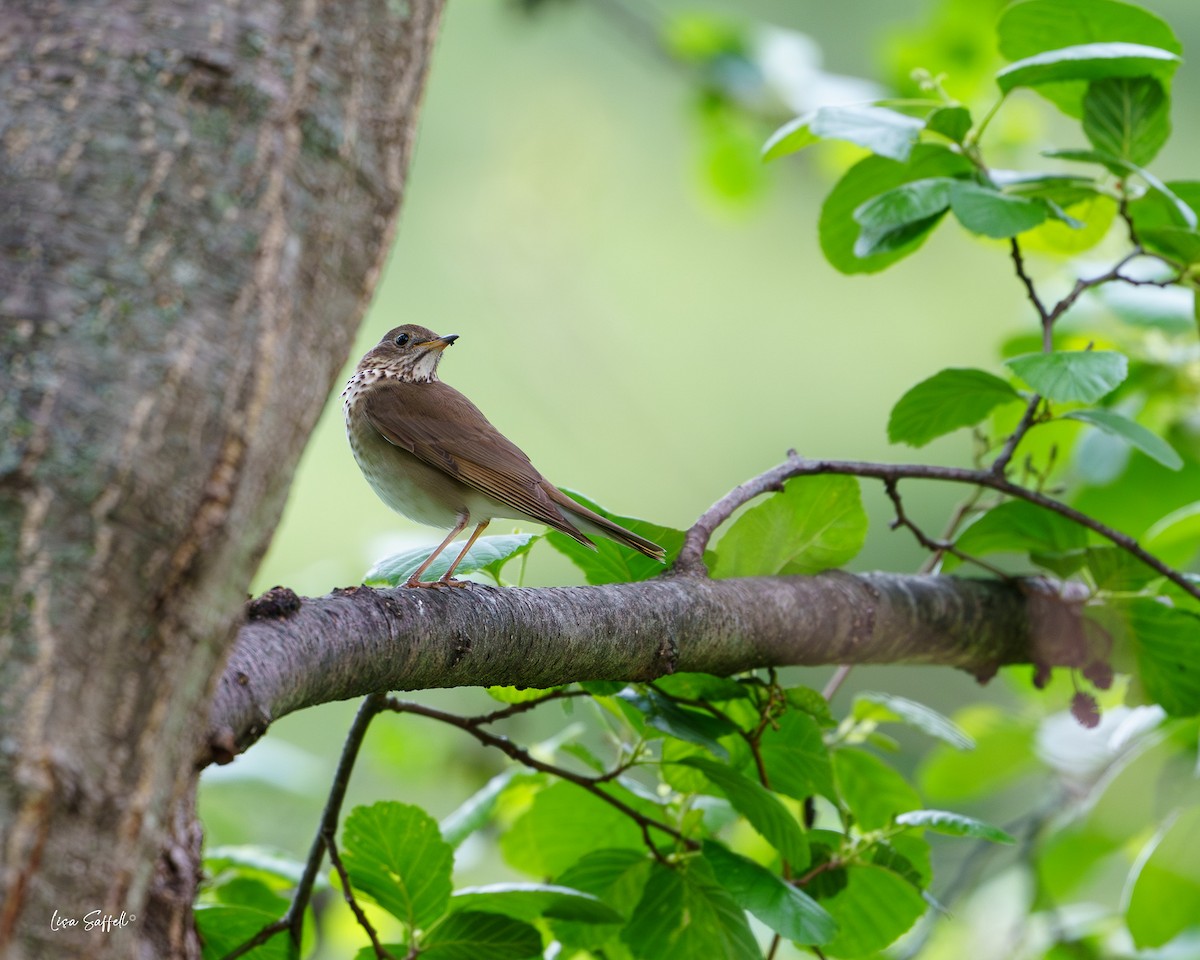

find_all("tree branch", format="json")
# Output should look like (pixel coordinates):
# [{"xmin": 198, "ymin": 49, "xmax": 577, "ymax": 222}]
[
  {"xmin": 383, "ymin": 697, "xmax": 689, "ymax": 859},
  {"xmin": 673, "ymin": 455, "xmax": 1195, "ymax": 600},
  {"xmin": 206, "ymin": 570, "xmax": 1048, "ymax": 766}
]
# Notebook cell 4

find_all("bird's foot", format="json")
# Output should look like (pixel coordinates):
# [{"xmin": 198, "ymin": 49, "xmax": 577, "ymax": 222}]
[{"xmin": 403, "ymin": 577, "xmax": 472, "ymax": 589}]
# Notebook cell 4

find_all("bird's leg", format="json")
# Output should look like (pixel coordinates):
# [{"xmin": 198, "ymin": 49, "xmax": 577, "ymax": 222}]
[
  {"xmin": 405, "ymin": 513, "xmax": 470, "ymax": 587},
  {"xmin": 439, "ymin": 520, "xmax": 490, "ymax": 587}
]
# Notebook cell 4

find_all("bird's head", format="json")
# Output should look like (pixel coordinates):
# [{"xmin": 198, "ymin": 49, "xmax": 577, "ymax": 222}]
[{"xmin": 359, "ymin": 324, "xmax": 459, "ymax": 382}]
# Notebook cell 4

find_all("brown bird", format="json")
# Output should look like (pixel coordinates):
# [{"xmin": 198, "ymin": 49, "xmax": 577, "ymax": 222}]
[{"xmin": 343, "ymin": 324, "xmax": 665, "ymax": 587}]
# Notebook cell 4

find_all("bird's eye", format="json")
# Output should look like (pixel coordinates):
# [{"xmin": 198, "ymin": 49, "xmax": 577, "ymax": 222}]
[{"xmin": 394, "ymin": 333, "xmax": 410, "ymax": 346}]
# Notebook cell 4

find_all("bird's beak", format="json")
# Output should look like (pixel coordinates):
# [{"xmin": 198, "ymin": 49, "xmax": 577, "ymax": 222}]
[{"xmin": 428, "ymin": 334, "xmax": 458, "ymax": 350}]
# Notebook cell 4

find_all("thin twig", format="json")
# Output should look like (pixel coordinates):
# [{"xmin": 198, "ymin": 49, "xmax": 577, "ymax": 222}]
[
  {"xmin": 991, "ymin": 396, "xmax": 1042, "ymax": 477},
  {"xmin": 473, "ymin": 688, "xmax": 590, "ymax": 725},
  {"xmin": 1009, "ymin": 237, "xmax": 1049, "ymax": 335},
  {"xmin": 383, "ymin": 697, "xmax": 695, "ymax": 861},
  {"xmin": 675, "ymin": 455, "xmax": 1199, "ymax": 601},
  {"xmin": 821, "ymin": 666, "xmax": 853, "ymax": 703},
  {"xmin": 323, "ymin": 830, "xmax": 397, "ymax": 960},
  {"xmin": 672, "ymin": 450, "xmax": 801, "ymax": 574},
  {"xmin": 883, "ymin": 479, "xmax": 1011, "ymax": 580},
  {"xmin": 220, "ymin": 693, "xmax": 387, "ymax": 960},
  {"xmin": 1045, "ymin": 249, "xmax": 1143, "ymax": 326}
]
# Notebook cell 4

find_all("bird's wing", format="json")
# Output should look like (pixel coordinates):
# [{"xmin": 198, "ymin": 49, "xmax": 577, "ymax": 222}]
[{"xmin": 361, "ymin": 380, "xmax": 593, "ymax": 542}]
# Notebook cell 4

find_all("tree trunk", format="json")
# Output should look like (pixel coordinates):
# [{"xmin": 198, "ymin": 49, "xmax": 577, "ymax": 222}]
[{"xmin": 0, "ymin": 0, "xmax": 444, "ymax": 955}]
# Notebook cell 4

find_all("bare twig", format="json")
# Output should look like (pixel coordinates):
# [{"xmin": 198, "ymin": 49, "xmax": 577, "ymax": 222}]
[
  {"xmin": 673, "ymin": 450, "xmax": 801, "ymax": 574},
  {"xmin": 220, "ymin": 693, "xmax": 386, "ymax": 960},
  {"xmin": 821, "ymin": 665, "xmax": 853, "ymax": 702},
  {"xmin": 474, "ymin": 688, "xmax": 590, "ymax": 725},
  {"xmin": 1045, "ymin": 249, "xmax": 1143, "ymax": 326},
  {"xmin": 1009, "ymin": 237, "xmax": 1050, "ymax": 334},
  {"xmin": 674, "ymin": 455, "xmax": 1198, "ymax": 601},
  {"xmin": 323, "ymin": 830, "xmax": 397, "ymax": 960},
  {"xmin": 920, "ymin": 488, "xmax": 987, "ymax": 574},
  {"xmin": 382, "ymin": 697, "xmax": 694, "ymax": 861},
  {"xmin": 883, "ymin": 479, "xmax": 1011, "ymax": 580},
  {"xmin": 991, "ymin": 396, "xmax": 1042, "ymax": 478}
]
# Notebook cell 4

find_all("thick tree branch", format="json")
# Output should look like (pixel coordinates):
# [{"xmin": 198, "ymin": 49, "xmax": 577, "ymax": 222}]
[{"xmin": 206, "ymin": 571, "xmax": 1058, "ymax": 766}]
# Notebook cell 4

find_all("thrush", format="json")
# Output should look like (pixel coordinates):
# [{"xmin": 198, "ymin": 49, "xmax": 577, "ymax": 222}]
[{"xmin": 343, "ymin": 324, "xmax": 666, "ymax": 587}]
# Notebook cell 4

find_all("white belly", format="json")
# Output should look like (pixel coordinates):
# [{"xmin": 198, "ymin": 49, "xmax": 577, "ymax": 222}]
[{"xmin": 344, "ymin": 388, "xmax": 515, "ymax": 530}]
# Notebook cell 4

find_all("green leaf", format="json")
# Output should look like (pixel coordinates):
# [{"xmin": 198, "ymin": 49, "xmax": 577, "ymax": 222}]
[
  {"xmin": 1138, "ymin": 228, "xmax": 1200, "ymax": 265},
  {"xmin": 1020, "ymin": 194, "xmax": 1117, "ymax": 255},
  {"xmin": 996, "ymin": 42, "xmax": 1180, "ymax": 95},
  {"xmin": 784, "ymin": 686, "xmax": 838, "ymax": 728},
  {"xmin": 832, "ymin": 749, "xmax": 922, "ymax": 831},
  {"xmin": 1082, "ymin": 76, "xmax": 1170, "ymax": 166},
  {"xmin": 1125, "ymin": 806, "xmax": 1200, "ymax": 949},
  {"xmin": 623, "ymin": 859, "xmax": 759, "ymax": 960},
  {"xmin": 821, "ymin": 864, "xmax": 927, "ymax": 957},
  {"xmin": 711, "ymin": 475, "xmax": 867, "ymax": 578},
  {"xmin": 544, "ymin": 489, "xmax": 681, "ymax": 585},
  {"xmin": 1113, "ymin": 599, "xmax": 1200, "ymax": 715},
  {"xmin": 1045, "ymin": 149, "xmax": 1198, "ymax": 228},
  {"xmin": 819, "ymin": 144, "xmax": 974, "ymax": 275},
  {"xmin": 485, "ymin": 684, "xmax": 562, "ymax": 704},
  {"xmin": 618, "ymin": 688, "xmax": 737, "ymax": 759},
  {"xmin": 895, "ymin": 809, "xmax": 1015, "ymax": 843},
  {"xmin": 552, "ymin": 850, "xmax": 652, "ymax": 953},
  {"xmin": 702, "ymin": 841, "xmax": 836, "ymax": 945},
  {"xmin": 556, "ymin": 850, "xmax": 650, "ymax": 917},
  {"xmin": 363, "ymin": 534, "xmax": 537, "ymax": 586},
  {"xmin": 853, "ymin": 692, "xmax": 975, "ymax": 750},
  {"xmin": 652, "ymin": 672, "xmax": 750, "ymax": 702},
  {"xmin": 420, "ymin": 911, "xmax": 543, "ymax": 960},
  {"xmin": 1005, "ymin": 350, "xmax": 1128, "ymax": 403},
  {"xmin": 447, "ymin": 883, "xmax": 622, "ymax": 923},
  {"xmin": 1084, "ymin": 546, "xmax": 1161, "ymax": 591},
  {"xmin": 677, "ymin": 756, "xmax": 810, "ymax": 868},
  {"xmin": 996, "ymin": 0, "xmax": 1182, "ymax": 116},
  {"xmin": 340, "ymin": 802, "xmax": 453, "ymax": 930},
  {"xmin": 871, "ymin": 836, "xmax": 932, "ymax": 887},
  {"xmin": 440, "ymin": 770, "xmax": 519, "ymax": 849},
  {"xmin": 1063, "ymin": 409, "xmax": 1182, "ymax": 470},
  {"xmin": 761, "ymin": 114, "xmax": 819, "ymax": 162},
  {"xmin": 992, "ymin": 170, "xmax": 1101, "ymax": 206},
  {"xmin": 501, "ymin": 782, "xmax": 644, "ymax": 877},
  {"xmin": 888, "ymin": 367, "xmax": 1022, "ymax": 447},
  {"xmin": 763, "ymin": 105, "xmax": 925, "ymax": 163},
  {"xmin": 924, "ymin": 105, "xmax": 972, "ymax": 144},
  {"xmin": 203, "ymin": 845, "xmax": 310, "ymax": 889},
  {"xmin": 952, "ymin": 500, "xmax": 1087, "ymax": 561},
  {"xmin": 997, "ymin": 0, "xmax": 1182, "ymax": 62},
  {"xmin": 1127, "ymin": 179, "xmax": 1200, "ymax": 230},
  {"xmin": 852, "ymin": 177, "xmax": 955, "ymax": 257},
  {"xmin": 1143, "ymin": 502, "xmax": 1200, "ymax": 568},
  {"xmin": 196, "ymin": 902, "xmax": 290, "ymax": 960},
  {"xmin": 759, "ymin": 711, "xmax": 838, "ymax": 803},
  {"xmin": 949, "ymin": 182, "xmax": 1048, "ymax": 238}
]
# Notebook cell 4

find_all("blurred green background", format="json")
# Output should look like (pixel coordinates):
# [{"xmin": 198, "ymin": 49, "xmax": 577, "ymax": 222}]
[{"xmin": 200, "ymin": 0, "xmax": 1200, "ymax": 952}]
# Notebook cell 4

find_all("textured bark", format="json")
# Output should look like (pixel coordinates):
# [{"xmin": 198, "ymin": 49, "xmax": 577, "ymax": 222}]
[
  {"xmin": 0, "ymin": 1, "xmax": 444, "ymax": 956},
  {"xmin": 206, "ymin": 572, "xmax": 1092, "ymax": 766}
]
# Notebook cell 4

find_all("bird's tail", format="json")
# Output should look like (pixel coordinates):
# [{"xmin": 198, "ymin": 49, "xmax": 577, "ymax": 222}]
[{"xmin": 545, "ymin": 486, "xmax": 666, "ymax": 561}]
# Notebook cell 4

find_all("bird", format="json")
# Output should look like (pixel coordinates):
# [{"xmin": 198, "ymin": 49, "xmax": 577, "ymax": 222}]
[{"xmin": 343, "ymin": 324, "xmax": 665, "ymax": 587}]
